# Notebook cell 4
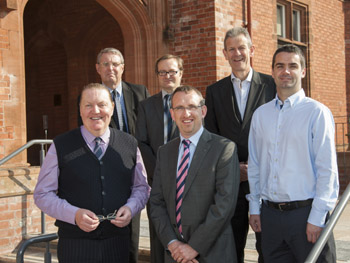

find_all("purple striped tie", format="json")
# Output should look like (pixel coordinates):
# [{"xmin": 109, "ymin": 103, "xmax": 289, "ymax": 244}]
[{"xmin": 176, "ymin": 139, "xmax": 191, "ymax": 235}]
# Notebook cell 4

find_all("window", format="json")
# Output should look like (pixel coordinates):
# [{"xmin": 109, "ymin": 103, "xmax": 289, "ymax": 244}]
[
  {"xmin": 277, "ymin": 4, "xmax": 286, "ymax": 38},
  {"xmin": 276, "ymin": 0, "xmax": 309, "ymax": 94}
]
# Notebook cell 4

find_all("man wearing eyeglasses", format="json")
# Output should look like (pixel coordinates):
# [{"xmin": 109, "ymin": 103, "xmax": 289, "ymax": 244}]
[
  {"xmin": 94, "ymin": 47, "xmax": 150, "ymax": 263},
  {"xmin": 35, "ymin": 83, "xmax": 150, "ymax": 263},
  {"xmin": 135, "ymin": 54, "xmax": 182, "ymax": 263},
  {"xmin": 150, "ymin": 86, "xmax": 240, "ymax": 263}
]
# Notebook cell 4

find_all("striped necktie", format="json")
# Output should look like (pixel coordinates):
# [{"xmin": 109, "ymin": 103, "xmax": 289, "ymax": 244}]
[
  {"xmin": 111, "ymin": 89, "xmax": 124, "ymax": 131},
  {"xmin": 93, "ymin": 137, "xmax": 103, "ymax": 159},
  {"xmin": 176, "ymin": 139, "xmax": 191, "ymax": 235}
]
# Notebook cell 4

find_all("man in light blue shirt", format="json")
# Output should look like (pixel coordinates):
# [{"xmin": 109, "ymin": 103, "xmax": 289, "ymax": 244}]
[{"xmin": 247, "ymin": 44, "xmax": 339, "ymax": 262}]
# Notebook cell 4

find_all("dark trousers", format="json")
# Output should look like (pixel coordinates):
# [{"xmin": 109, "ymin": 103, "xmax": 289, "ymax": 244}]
[
  {"xmin": 147, "ymin": 204, "xmax": 165, "ymax": 263},
  {"xmin": 261, "ymin": 202, "xmax": 336, "ymax": 263},
  {"xmin": 232, "ymin": 181, "xmax": 264, "ymax": 263},
  {"xmin": 129, "ymin": 212, "xmax": 141, "ymax": 263},
  {"xmin": 57, "ymin": 235, "xmax": 130, "ymax": 263}
]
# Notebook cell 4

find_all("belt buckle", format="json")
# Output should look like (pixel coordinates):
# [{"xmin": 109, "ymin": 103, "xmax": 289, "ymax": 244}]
[{"xmin": 278, "ymin": 203, "xmax": 286, "ymax": 211}]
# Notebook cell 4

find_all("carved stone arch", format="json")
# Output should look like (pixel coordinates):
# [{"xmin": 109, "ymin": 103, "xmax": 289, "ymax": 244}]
[{"xmin": 96, "ymin": 0, "xmax": 158, "ymax": 92}]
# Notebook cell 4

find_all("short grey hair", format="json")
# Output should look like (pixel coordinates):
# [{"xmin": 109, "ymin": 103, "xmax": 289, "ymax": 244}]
[
  {"xmin": 96, "ymin": 48, "xmax": 124, "ymax": 64},
  {"xmin": 224, "ymin": 27, "xmax": 252, "ymax": 50}
]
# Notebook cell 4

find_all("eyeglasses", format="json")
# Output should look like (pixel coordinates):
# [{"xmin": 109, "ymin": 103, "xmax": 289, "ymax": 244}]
[
  {"xmin": 172, "ymin": 105, "xmax": 203, "ymax": 113},
  {"xmin": 157, "ymin": 70, "xmax": 178, "ymax": 76},
  {"xmin": 96, "ymin": 210, "xmax": 118, "ymax": 222},
  {"xmin": 99, "ymin": 62, "xmax": 123, "ymax": 68}
]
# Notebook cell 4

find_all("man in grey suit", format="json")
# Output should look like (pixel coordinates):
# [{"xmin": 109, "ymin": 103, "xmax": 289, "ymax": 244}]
[
  {"xmin": 150, "ymin": 86, "xmax": 240, "ymax": 263},
  {"xmin": 135, "ymin": 54, "xmax": 183, "ymax": 262},
  {"xmin": 205, "ymin": 27, "xmax": 275, "ymax": 263},
  {"xmin": 95, "ymin": 47, "xmax": 150, "ymax": 263}
]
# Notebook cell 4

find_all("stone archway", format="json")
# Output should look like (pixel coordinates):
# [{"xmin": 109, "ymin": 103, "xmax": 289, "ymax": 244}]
[
  {"xmin": 23, "ymin": 0, "xmax": 162, "ymax": 165},
  {"xmin": 23, "ymin": 0, "xmax": 127, "ymax": 165}
]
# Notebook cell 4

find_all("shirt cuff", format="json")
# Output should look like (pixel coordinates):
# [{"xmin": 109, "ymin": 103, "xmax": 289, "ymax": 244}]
[
  {"xmin": 308, "ymin": 207, "xmax": 327, "ymax": 227},
  {"xmin": 249, "ymin": 200, "xmax": 261, "ymax": 215}
]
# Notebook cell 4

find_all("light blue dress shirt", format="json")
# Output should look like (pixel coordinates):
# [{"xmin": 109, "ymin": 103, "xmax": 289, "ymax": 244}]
[{"xmin": 247, "ymin": 89, "xmax": 339, "ymax": 227}]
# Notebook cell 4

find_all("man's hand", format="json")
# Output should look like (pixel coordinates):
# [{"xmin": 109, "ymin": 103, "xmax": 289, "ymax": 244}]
[
  {"xmin": 249, "ymin": 214, "xmax": 261, "ymax": 233},
  {"xmin": 111, "ymin": 206, "xmax": 132, "ymax": 228},
  {"xmin": 306, "ymin": 223, "xmax": 322, "ymax": 243},
  {"xmin": 240, "ymin": 162, "xmax": 248, "ymax": 182},
  {"xmin": 75, "ymin": 208, "xmax": 99, "ymax": 232},
  {"xmin": 168, "ymin": 240, "xmax": 199, "ymax": 263}
]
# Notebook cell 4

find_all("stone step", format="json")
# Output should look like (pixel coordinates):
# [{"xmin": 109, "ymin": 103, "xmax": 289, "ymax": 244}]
[
  {"xmin": 0, "ymin": 234, "xmax": 150, "ymax": 263},
  {"xmin": 0, "ymin": 247, "xmax": 150, "ymax": 263}
]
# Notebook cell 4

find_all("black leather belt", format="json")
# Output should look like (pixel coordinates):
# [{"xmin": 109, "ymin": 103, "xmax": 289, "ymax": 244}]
[{"xmin": 264, "ymin": 199, "xmax": 313, "ymax": 211}]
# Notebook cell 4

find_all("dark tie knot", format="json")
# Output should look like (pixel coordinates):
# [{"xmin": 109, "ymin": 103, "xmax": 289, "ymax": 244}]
[
  {"xmin": 111, "ymin": 90, "xmax": 116, "ymax": 101},
  {"xmin": 164, "ymin": 94, "xmax": 170, "ymax": 106},
  {"xmin": 182, "ymin": 139, "xmax": 191, "ymax": 148},
  {"xmin": 95, "ymin": 137, "xmax": 102, "ymax": 144}
]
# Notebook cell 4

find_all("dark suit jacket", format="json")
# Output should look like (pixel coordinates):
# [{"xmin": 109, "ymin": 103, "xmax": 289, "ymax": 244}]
[
  {"xmin": 135, "ymin": 92, "xmax": 178, "ymax": 185},
  {"xmin": 78, "ymin": 81, "xmax": 149, "ymax": 136},
  {"xmin": 205, "ymin": 70, "xmax": 276, "ymax": 163},
  {"xmin": 150, "ymin": 129, "xmax": 240, "ymax": 263}
]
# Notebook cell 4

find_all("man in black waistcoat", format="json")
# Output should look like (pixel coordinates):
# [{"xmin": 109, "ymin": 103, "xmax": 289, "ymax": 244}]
[
  {"xmin": 34, "ymin": 83, "xmax": 150, "ymax": 263},
  {"xmin": 77, "ymin": 48, "xmax": 150, "ymax": 263}
]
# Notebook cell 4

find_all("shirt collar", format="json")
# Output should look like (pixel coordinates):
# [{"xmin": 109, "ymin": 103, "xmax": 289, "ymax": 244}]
[
  {"xmin": 231, "ymin": 67, "xmax": 253, "ymax": 83},
  {"xmin": 179, "ymin": 126, "xmax": 204, "ymax": 147},
  {"xmin": 80, "ymin": 125, "xmax": 110, "ymax": 145},
  {"xmin": 105, "ymin": 82, "xmax": 123, "ymax": 96},
  {"xmin": 161, "ymin": 89, "xmax": 172, "ymax": 99},
  {"xmin": 275, "ymin": 88, "xmax": 305, "ymax": 109}
]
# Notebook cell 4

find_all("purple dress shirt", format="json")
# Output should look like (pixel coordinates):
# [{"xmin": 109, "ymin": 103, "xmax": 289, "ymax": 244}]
[{"xmin": 34, "ymin": 126, "xmax": 150, "ymax": 225}]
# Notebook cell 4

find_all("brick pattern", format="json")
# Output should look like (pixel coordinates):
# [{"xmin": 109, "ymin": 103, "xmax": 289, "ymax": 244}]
[
  {"xmin": 309, "ymin": 0, "xmax": 346, "ymax": 118},
  {"xmin": 0, "ymin": 28, "xmax": 13, "ymax": 159},
  {"xmin": 0, "ymin": 195, "xmax": 56, "ymax": 255},
  {"xmin": 345, "ymin": 1, "xmax": 350, "ymax": 118},
  {"xmin": 167, "ymin": 0, "xmax": 218, "ymax": 94}
]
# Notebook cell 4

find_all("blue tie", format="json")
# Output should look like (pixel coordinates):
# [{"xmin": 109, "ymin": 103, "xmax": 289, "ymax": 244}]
[
  {"xmin": 94, "ymin": 137, "xmax": 103, "ymax": 159},
  {"xmin": 111, "ymin": 90, "xmax": 125, "ymax": 131}
]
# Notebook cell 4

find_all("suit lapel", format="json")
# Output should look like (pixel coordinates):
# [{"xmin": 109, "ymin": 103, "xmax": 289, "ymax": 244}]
[
  {"xmin": 182, "ymin": 129, "xmax": 211, "ymax": 199},
  {"xmin": 154, "ymin": 93, "xmax": 165, "ymax": 142},
  {"xmin": 222, "ymin": 76, "xmax": 242, "ymax": 125},
  {"xmin": 154, "ymin": 92, "xmax": 164, "ymax": 124},
  {"xmin": 242, "ymin": 70, "xmax": 263, "ymax": 129},
  {"xmin": 122, "ymin": 82, "xmax": 135, "ymax": 133}
]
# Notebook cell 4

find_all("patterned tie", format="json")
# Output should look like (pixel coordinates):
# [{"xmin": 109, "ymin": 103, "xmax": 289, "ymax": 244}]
[
  {"xmin": 93, "ymin": 137, "xmax": 103, "ymax": 159},
  {"xmin": 111, "ymin": 89, "xmax": 124, "ymax": 131},
  {"xmin": 164, "ymin": 94, "xmax": 172, "ymax": 142},
  {"xmin": 176, "ymin": 139, "xmax": 191, "ymax": 235}
]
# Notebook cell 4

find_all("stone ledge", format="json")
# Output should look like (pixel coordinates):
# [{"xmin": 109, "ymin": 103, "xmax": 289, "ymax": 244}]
[{"xmin": 0, "ymin": 166, "xmax": 40, "ymax": 197}]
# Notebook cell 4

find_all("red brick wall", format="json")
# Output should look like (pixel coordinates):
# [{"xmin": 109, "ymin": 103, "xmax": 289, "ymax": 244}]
[
  {"xmin": 167, "ymin": 0, "xmax": 217, "ymax": 94},
  {"xmin": 309, "ymin": 0, "xmax": 346, "ymax": 118},
  {"xmin": 0, "ymin": 28, "xmax": 14, "ymax": 160},
  {"xmin": 345, "ymin": 1, "xmax": 350, "ymax": 119},
  {"xmin": 0, "ymin": 194, "xmax": 56, "ymax": 255}
]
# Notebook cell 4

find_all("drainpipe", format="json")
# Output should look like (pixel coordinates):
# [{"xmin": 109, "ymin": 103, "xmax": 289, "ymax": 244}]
[{"xmin": 247, "ymin": 0, "xmax": 253, "ymax": 67}]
